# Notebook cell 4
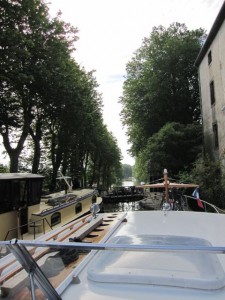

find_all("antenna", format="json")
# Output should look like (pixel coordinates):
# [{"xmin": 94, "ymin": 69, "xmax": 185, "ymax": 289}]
[{"xmin": 57, "ymin": 171, "xmax": 72, "ymax": 192}]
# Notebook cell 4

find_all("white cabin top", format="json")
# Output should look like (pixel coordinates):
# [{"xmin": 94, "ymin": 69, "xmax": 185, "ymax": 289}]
[
  {"xmin": 1, "ymin": 210, "xmax": 225, "ymax": 300},
  {"xmin": 61, "ymin": 211, "xmax": 225, "ymax": 300},
  {"xmin": 0, "ymin": 173, "xmax": 44, "ymax": 180}
]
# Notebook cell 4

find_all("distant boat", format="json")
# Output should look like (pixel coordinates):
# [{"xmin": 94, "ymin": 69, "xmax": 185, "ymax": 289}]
[
  {"xmin": 136, "ymin": 169, "xmax": 199, "ymax": 211},
  {"xmin": 102, "ymin": 186, "xmax": 144, "ymax": 203}
]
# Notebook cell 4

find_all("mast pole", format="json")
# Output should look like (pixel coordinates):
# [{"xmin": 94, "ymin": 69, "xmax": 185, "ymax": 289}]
[{"xmin": 163, "ymin": 169, "xmax": 169, "ymax": 202}]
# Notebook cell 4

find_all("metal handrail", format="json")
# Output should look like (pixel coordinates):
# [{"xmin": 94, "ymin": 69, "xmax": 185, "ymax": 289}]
[
  {"xmin": 3, "ymin": 239, "xmax": 225, "ymax": 254},
  {"xmin": 185, "ymin": 195, "xmax": 225, "ymax": 213},
  {"xmin": 4, "ymin": 218, "xmax": 53, "ymax": 241},
  {"xmin": 1, "ymin": 233, "xmax": 225, "ymax": 300}
]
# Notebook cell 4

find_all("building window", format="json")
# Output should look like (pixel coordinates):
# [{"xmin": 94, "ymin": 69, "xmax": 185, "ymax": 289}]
[
  {"xmin": 75, "ymin": 202, "xmax": 82, "ymax": 214},
  {"xmin": 210, "ymin": 81, "xmax": 215, "ymax": 105},
  {"xmin": 212, "ymin": 123, "xmax": 219, "ymax": 149},
  {"xmin": 208, "ymin": 51, "xmax": 212, "ymax": 65},
  {"xmin": 51, "ymin": 212, "xmax": 61, "ymax": 226}
]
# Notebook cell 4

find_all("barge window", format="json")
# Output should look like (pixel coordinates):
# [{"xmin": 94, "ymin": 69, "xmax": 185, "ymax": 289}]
[
  {"xmin": 51, "ymin": 212, "xmax": 61, "ymax": 226},
  {"xmin": 28, "ymin": 179, "xmax": 43, "ymax": 205},
  {"xmin": 0, "ymin": 180, "xmax": 22, "ymax": 213},
  {"xmin": 0, "ymin": 181, "xmax": 12, "ymax": 213},
  {"xmin": 0, "ymin": 178, "xmax": 43, "ymax": 213},
  {"xmin": 75, "ymin": 203, "xmax": 82, "ymax": 214}
]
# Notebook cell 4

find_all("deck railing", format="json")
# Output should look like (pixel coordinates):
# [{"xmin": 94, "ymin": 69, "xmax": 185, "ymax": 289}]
[
  {"xmin": 4, "ymin": 218, "xmax": 53, "ymax": 241},
  {"xmin": 1, "ymin": 238, "xmax": 225, "ymax": 300}
]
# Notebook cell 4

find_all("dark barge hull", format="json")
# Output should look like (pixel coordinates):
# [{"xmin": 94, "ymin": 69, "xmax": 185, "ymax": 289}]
[{"xmin": 102, "ymin": 194, "xmax": 144, "ymax": 203}]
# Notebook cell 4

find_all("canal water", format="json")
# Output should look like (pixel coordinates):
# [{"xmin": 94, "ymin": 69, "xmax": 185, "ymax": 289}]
[
  {"xmin": 101, "ymin": 180, "xmax": 142, "ymax": 212},
  {"xmin": 101, "ymin": 201, "xmax": 141, "ymax": 212},
  {"xmin": 122, "ymin": 180, "xmax": 136, "ymax": 187}
]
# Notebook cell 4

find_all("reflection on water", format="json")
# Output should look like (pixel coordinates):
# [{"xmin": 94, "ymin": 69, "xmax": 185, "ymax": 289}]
[
  {"xmin": 122, "ymin": 180, "xmax": 135, "ymax": 187},
  {"xmin": 101, "ymin": 201, "xmax": 140, "ymax": 212}
]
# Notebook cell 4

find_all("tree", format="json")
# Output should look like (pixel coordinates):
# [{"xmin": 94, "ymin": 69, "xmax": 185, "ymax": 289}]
[
  {"xmin": 29, "ymin": 26, "xmax": 79, "ymax": 174},
  {"xmin": 185, "ymin": 155, "xmax": 225, "ymax": 208},
  {"xmin": 0, "ymin": 0, "xmax": 124, "ymax": 192},
  {"xmin": 0, "ymin": 0, "xmax": 78, "ymax": 172},
  {"xmin": 86, "ymin": 126, "xmax": 122, "ymax": 190},
  {"xmin": 134, "ymin": 122, "xmax": 202, "ymax": 181},
  {"xmin": 122, "ymin": 164, "xmax": 133, "ymax": 180},
  {"xmin": 120, "ymin": 23, "xmax": 205, "ymax": 156}
]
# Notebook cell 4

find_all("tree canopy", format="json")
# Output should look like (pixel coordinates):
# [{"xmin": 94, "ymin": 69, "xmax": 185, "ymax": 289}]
[
  {"xmin": 0, "ymin": 0, "xmax": 122, "ymax": 190},
  {"xmin": 120, "ymin": 23, "xmax": 205, "ymax": 179},
  {"xmin": 122, "ymin": 164, "xmax": 133, "ymax": 180},
  {"xmin": 135, "ymin": 122, "xmax": 202, "ymax": 179}
]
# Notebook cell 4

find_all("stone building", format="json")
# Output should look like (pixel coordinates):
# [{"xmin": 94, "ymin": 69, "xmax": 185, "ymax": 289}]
[{"xmin": 195, "ymin": 2, "xmax": 225, "ymax": 162}]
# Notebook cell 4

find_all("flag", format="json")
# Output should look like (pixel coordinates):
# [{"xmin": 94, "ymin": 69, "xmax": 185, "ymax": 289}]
[{"xmin": 192, "ymin": 187, "xmax": 204, "ymax": 209}]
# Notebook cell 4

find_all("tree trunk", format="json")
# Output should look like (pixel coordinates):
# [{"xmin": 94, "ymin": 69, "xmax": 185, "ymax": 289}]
[
  {"xmin": 89, "ymin": 156, "xmax": 99, "ymax": 188},
  {"xmin": 32, "ymin": 141, "xmax": 41, "ymax": 174},
  {"xmin": 50, "ymin": 133, "xmax": 63, "ymax": 192},
  {"xmin": 30, "ymin": 121, "xmax": 42, "ymax": 174},
  {"xmin": 2, "ymin": 124, "xmax": 30, "ymax": 173},
  {"xmin": 8, "ymin": 150, "xmax": 20, "ymax": 173},
  {"xmin": 83, "ymin": 152, "xmax": 89, "ymax": 188},
  {"xmin": 61, "ymin": 151, "xmax": 69, "ymax": 176}
]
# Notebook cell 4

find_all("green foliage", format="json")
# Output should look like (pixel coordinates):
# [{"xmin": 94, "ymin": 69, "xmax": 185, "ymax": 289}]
[
  {"xmin": 122, "ymin": 164, "xmax": 133, "ymax": 179},
  {"xmin": 85, "ymin": 127, "xmax": 123, "ymax": 189},
  {"xmin": 0, "ymin": 0, "xmax": 122, "ymax": 191},
  {"xmin": 0, "ymin": 164, "xmax": 8, "ymax": 173},
  {"xmin": 134, "ymin": 122, "xmax": 202, "ymax": 180},
  {"xmin": 120, "ymin": 22, "xmax": 205, "ymax": 179},
  {"xmin": 188, "ymin": 155, "xmax": 225, "ymax": 208},
  {"xmin": 121, "ymin": 22, "xmax": 205, "ymax": 155},
  {"xmin": 133, "ymin": 155, "xmax": 149, "ymax": 183},
  {"xmin": 0, "ymin": 0, "xmax": 79, "ymax": 172}
]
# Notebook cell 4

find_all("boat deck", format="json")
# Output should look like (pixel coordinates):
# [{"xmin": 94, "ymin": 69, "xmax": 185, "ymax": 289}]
[
  {"xmin": 1, "ymin": 211, "xmax": 225, "ymax": 299},
  {"xmin": 23, "ymin": 196, "xmax": 102, "ymax": 240},
  {"xmin": 36, "ymin": 188, "xmax": 98, "ymax": 216},
  {"xmin": 62, "ymin": 211, "xmax": 225, "ymax": 300},
  {"xmin": 0, "ymin": 212, "xmax": 127, "ymax": 299}
]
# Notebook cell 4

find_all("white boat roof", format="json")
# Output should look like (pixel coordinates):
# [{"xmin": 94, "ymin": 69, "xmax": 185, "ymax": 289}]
[
  {"xmin": 87, "ymin": 235, "xmax": 225, "ymax": 290},
  {"xmin": 61, "ymin": 211, "xmax": 225, "ymax": 300},
  {"xmin": 0, "ymin": 173, "xmax": 44, "ymax": 180},
  {"xmin": 2, "ymin": 210, "xmax": 225, "ymax": 299}
]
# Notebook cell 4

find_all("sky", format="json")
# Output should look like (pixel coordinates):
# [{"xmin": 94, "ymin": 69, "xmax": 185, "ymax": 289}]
[{"xmin": 0, "ymin": 0, "xmax": 224, "ymax": 167}]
